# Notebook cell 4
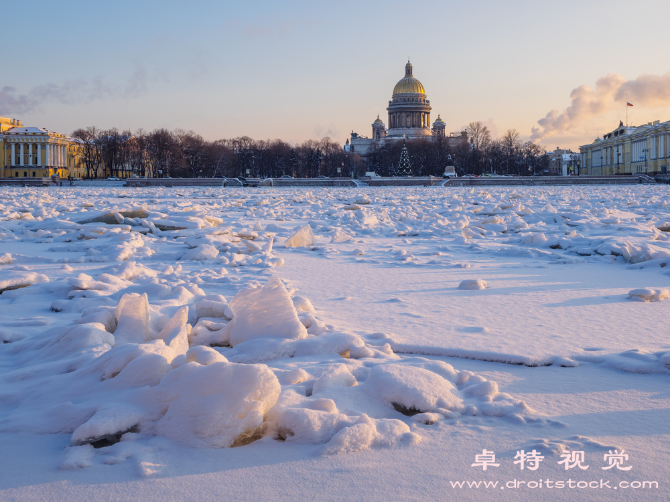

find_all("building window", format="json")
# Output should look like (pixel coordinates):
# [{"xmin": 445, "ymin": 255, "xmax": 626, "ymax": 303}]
[
  {"xmin": 23, "ymin": 171, "xmax": 27, "ymax": 177},
  {"xmin": 32, "ymin": 172, "xmax": 36, "ymax": 177},
  {"xmin": 15, "ymin": 172, "xmax": 18, "ymax": 177}
]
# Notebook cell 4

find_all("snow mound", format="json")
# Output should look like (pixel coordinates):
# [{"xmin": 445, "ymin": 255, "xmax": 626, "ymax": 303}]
[
  {"xmin": 521, "ymin": 233, "xmax": 548, "ymax": 245},
  {"xmin": 312, "ymin": 365, "xmax": 358, "ymax": 394},
  {"xmin": 114, "ymin": 293, "xmax": 151, "ymax": 345},
  {"xmin": 284, "ymin": 224, "xmax": 315, "ymax": 248},
  {"xmin": 272, "ymin": 401, "xmax": 417, "ymax": 455},
  {"xmin": 365, "ymin": 364, "xmax": 461, "ymax": 414},
  {"xmin": 189, "ymin": 319, "xmax": 231, "ymax": 347},
  {"xmin": 330, "ymin": 229, "xmax": 353, "ymax": 243},
  {"xmin": 628, "ymin": 288, "xmax": 670, "ymax": 302},
  {"xmin": 151, "ymin": 361, "xmax": 280, "ymax": 448},
  {"xmin": 181, "ymin": 244, "xmax": 219, "ymax": 261},
  {"xmin": 71, "ymin": 405, "xmax": 144, "ymax": 446},
  {"xmin": 228, "ymin": 277, "xmax": 308, "ymax": 346},
  {"xmin": 194, "ymin": 297, "xmax": 229, "ymax": 320},
  {"xmin": 458, "ymin": 279, "xmax": 488, "ymax": 290},
  {"xmin": 0, "ymin": 271, "xmax": 49, "ymax": 293},
  {"xmin": 321, "ymin": 414, "xmax": 419, "ymax": 455},
  {"xmin": 292, "ymin": 295, "xmax": 315, "ymax": 312}
]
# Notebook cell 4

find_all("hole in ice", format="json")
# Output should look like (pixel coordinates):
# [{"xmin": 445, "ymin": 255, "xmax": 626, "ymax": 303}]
[
  {"xmin": 276, "ymin": 428, "xmax": 293, "ymax": 441},
  {"xmin": 88, "ymin": 425, "xmax": 139, "ymax": 449},
  {"xmin": 392, "ymin": 403, "xmax": 422, "ymax": 417}
]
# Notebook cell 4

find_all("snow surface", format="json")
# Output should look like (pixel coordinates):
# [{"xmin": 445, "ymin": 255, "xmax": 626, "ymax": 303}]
[{"xmin": 1, "ymin": 185, "xmax": 670, "ymax": 501}]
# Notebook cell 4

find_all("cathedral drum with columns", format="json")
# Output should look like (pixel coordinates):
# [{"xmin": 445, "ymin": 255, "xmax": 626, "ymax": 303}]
[
  {"xmin": 347, "ymin": 61, "xmax": 459, "ymax": 162},
  {"xmin": 386, "ymin": 61, "xmax": 432, "ymax": 138}
]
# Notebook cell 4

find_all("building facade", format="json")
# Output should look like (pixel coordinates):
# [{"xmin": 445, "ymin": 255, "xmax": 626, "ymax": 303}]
[
  {"xmin": 546, "ymin": 148, "xmax": 580, "ymax": 176},
  {"xmin": 349, "ymin": 62, "xmax": 467, "ymax": 163},
  {"xmin": 579, "ymin": 119, "xmax": 670, "ymax": 176},
  {"xmin": 1, "ymin": 116, "xmax": 83, "ymax": 179}
]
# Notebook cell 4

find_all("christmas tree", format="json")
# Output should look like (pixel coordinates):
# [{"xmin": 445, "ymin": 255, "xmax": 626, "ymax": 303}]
[
  {"xmin": 397, "ymin": 140, "xmax": 412, "ymax": 176},
  {"xmin": 288, "ymin": 148, "xmax": 297, "ymax": 177}
]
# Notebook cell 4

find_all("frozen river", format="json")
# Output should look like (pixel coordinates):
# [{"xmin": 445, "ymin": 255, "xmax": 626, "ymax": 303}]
[{"xmin": 1, "ymin": 185, "xmax": 668, "ymax": 500}]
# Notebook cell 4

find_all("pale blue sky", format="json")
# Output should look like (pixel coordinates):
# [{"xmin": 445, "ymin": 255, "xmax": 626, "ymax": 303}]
[{"xmin": 3, "ymin": 0, "xmax": 670, "ymax": 149}]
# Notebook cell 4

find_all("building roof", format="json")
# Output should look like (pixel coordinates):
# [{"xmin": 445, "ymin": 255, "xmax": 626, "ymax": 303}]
[
  {"xmin": 4, "ymin": 127, "xmax": 48, "ymax": 134},
  {"xmin": 393, "ymin": 61, "xmax": 426, "ymax": 95}
]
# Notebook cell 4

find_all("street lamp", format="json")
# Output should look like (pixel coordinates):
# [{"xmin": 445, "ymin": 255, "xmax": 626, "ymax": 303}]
[{"xmin": 642, "ymin": 148, "xmax": 648, "ymax": 173}]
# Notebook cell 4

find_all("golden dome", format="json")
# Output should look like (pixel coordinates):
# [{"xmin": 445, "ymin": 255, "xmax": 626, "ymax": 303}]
[
  {"xmin": 374, "ymin": 115, "xmax": 383, "ymax": 124},
  {"xmin": 393, "ymin": 61, "xmax": 425, "ymax": 94}
]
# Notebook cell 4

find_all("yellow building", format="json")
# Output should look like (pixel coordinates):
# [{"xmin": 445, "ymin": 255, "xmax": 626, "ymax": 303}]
[
  {"xmin": 580, "ymin": 120, "xmax": 670, "ymax": 176},
  {"xmin": 1, "ymin": 115, "xmax": 82, "ymax": 179}
]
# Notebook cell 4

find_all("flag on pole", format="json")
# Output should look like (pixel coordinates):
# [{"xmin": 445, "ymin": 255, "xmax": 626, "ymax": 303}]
[{"xmin": 627, "ymin": 102, "xmax": 634, "ymax": 107}]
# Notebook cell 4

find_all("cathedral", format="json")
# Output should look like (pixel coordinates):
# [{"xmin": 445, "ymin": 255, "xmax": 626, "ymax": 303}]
[{"xmin": 347, "ymin": 61, "xmax": 466, "ymax": 162}]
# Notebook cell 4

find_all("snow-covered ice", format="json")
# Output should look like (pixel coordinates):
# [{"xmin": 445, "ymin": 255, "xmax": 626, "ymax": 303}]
[{"xmin": 1, "ymin": 185, "xmax": 670, "ymax": 501}]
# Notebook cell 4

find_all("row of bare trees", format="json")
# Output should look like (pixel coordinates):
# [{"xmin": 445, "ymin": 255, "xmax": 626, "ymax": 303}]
[
  {"xmin": 71, "ymin": 121, "xmax": 551, "ymax": 179},
  {"xmin": 460, "ymin": 122, "xmax": 549, "ymax": 176},
  {"xmin": 71, "ymin": 127, "xmax": 359, "ymax": 179},
  {"xmin": 366, "ymin": 122, "xmax": 549, "ymax": 177}
]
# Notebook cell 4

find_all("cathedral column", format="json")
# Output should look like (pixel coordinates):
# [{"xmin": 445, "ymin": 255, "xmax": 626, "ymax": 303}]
[
  {"xmin": 36, "ymin": 144, "xmax": 41, "ymax": 167},
  {"xmin": 29, "ymin": 144, "xmax": 33, "ymax": 166},
  {"xmin": 46, "ymin": 144, "xmax": 50, "ymax": 167},
  {"xmin": 11, "ymin": 143, "xmax": 16, "ymax": 166},
  {"xmin": 20, "ymin": 143, "xmax": 24, "ymax": 166}
]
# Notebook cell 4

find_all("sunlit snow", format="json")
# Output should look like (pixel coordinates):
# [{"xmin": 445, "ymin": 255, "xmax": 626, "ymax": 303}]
[{"xmin": 1, "ymin": 185, "xmax": 669, "ymax": 500}]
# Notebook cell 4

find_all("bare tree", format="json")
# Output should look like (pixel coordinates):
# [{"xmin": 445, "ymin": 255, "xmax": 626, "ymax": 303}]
[
  {"xmin": 466, "ymin": 121, "xmax": 491, "ymax": 151},
  {"xmin": 72, "ymin": 127, "xmax": 103, "ymax": 179},
  {"xmin": 175, "ymin": 130, "xmax": 206, "ymax": 177},
  {"xmin": 147, "ymin": 129, "xmax": 177, "ymax": 178}
]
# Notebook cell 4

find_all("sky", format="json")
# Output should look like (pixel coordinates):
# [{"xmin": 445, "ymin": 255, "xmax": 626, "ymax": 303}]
[{"xmin": 2, "ymin": 0, "xmax": 670, "ymax": 151}]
